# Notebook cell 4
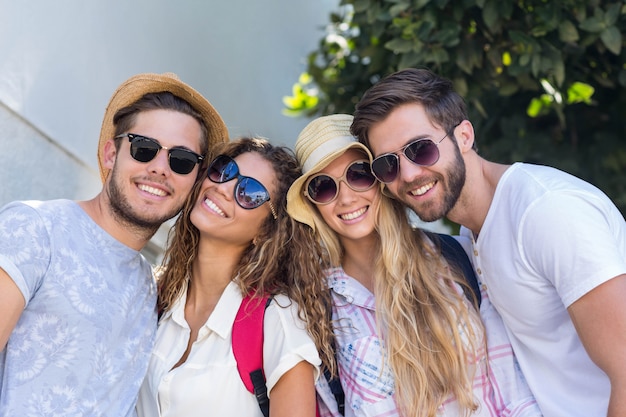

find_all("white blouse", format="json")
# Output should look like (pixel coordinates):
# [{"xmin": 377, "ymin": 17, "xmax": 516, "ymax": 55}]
[{"xmin": 136, "ymin": 280, "xmax": 321, "ymax": 417}]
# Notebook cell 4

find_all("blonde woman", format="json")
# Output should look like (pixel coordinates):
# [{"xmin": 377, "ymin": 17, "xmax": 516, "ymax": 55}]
[
  {"xmin": 286, "ymin": 115, "xmax": 540, "ymax": 417},
  {"xmin": 137, "ymin": 137, "xmax": 335, "ymax": 417}
]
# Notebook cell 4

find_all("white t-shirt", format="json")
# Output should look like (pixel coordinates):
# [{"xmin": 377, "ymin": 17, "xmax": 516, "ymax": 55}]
[
  {"xmin": 461, "ymin": 162, "xmax": 626, "ymax": 417},
  {"xmin": 136, "ymin": 280, "xmax": 321, "ymax": 417}
]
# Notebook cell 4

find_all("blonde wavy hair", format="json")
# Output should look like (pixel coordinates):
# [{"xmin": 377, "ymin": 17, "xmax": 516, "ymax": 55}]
[
  {"xmin": 306, "ymin": 182, "xmax": 484, "ymax": 416},
  {"xmin": 158, "ymin": 137, "xmax": 336, "ymax": 376}
]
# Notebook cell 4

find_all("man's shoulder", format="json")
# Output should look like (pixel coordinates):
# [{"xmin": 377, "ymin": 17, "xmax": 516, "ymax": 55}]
[
  {"xmin": 497, "ymin": 163, "xmax": 614, "ymax": 211},
  {"xmin": 1, "ymin": 198, "xmax": 76, "ymax": 215},
  {"xmin": 1, "ymin": 200, "xmax": 85, "ymax": 236},
  {"xmin": 508, "ymin": 163, "xmax": 602, "ymax": 194},
  {"xmin": 504, "ymin": 162, "xmax": 567, "ymax": 187}
]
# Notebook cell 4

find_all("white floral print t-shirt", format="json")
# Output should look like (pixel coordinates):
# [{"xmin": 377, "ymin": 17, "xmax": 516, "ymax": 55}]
[{"xmin": 0, "ymin": 200, "xmax": 157, "ymax": 417}]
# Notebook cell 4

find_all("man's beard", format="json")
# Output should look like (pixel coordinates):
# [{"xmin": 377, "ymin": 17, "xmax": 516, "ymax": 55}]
[
  {"xmin": 107, "ymin": 168, "xmax": 181, "ymax": 236},
  {"xmin": 401, "ymin": 143, "xmax": 466, "ymax": 223}
]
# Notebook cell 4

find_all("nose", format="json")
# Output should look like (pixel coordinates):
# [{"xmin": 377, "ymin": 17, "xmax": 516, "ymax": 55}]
[
  {"xmin": 213, "ymin": 177, "xmax": 236, "ymax": 201},
  {"xmin": 335, "ymin": 180, "xmax": 357, "ymax": 204},
  {"xmin": 398, "ymin": 154, "xmax": 427, "ymax": 183},
  {"xmin": 145, "ymin": 149, "xmax": 171, "ymax": 177}
]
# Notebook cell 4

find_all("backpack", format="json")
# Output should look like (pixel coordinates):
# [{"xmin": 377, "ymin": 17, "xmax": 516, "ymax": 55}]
[
  {"xmin": 425, "ymin": 232, "xmax": 482, "ymax": 307},
  {"xmin": 232, "ymin": 232, "xmax": 481, "ymax": 416},
  {"xmin": 231, "ymin": 294, "xmax": 344, "ymax": 417}
]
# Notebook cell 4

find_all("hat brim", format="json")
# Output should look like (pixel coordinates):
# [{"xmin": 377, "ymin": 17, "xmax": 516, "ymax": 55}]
[
  {"xmin": 97, "ymin": 73, "xmax": 228, "ymax": 182},
  {"xmin": 287, "ymin": 142, "xmax": 373, "ymax": 230}
]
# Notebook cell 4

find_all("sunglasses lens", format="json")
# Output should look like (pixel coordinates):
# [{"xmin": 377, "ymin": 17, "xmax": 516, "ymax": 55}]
[
  {"xmin": 208, "ymin": 156, "xmax": 238, "ymax": 183},
  {"xmin": 307, "ymin": 175, "xmax": 338, "ymax": 204},
  {"xmin": 371, "ymin": 155, "xmax": 399, "ymax": 183},
  {"xmin": 130, "ymin": 137, "xmax": 160, "ymax": 163},
  {"xmin": 169, "ymin": 149, "xmax": 200, "ymax": 175},
  {"xmin": 346, "ymin": 162, "xmax": 376, "ymax": 190},
  {"xmin": 236, "ymin": 177, "xmax": 270, "ymax": 209},
  {"xmin": 405, "ymin": 139, "xmax": 439, "ymax": 166}
]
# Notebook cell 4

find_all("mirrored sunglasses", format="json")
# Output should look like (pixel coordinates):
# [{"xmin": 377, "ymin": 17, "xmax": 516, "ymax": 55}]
[
  {"xmin": 115, "ymin": 133, "xmax": 204, "ymax": 175},
  {"xmin": 207, "ymin": 155, "xmax": 277, "ymax": 218},
  {"xmin": 371, "ymin": 132, "xmax": 449, "ymax": 183},
  {"xmin": 305, "ymin": 160, "xmax": 377, "ymax": 205}
]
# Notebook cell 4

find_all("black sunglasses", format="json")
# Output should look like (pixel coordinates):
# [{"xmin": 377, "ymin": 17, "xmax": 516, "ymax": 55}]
[
  {"xmin": 115, "ymin": 133, "xmax": 204, "ymax": 175},
  {"xmin": 371, "ymin": 131, "xmax": 451, "ymax": 183},
  {"xmin": 207, "ymin": 155, "xmax": 277, "ymax": 219},
  {"xmin": 305, "ymin": 160, "xmax": 377, "ymax": 205}
]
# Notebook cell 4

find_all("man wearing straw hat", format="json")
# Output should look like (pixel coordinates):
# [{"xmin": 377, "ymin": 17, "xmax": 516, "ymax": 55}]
[{"xmin": 0, "ymin": 73, "xmax": 228, "ymax": 416}]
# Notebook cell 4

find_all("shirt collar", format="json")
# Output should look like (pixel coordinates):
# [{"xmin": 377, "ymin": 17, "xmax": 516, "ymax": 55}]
[
  {"xmin": 163, "ymin": 279, "xmax": 244, "ymax": 340},
  {"xmin": 326, "ymin": 266, "xmax": 376, "ymax": 310},
  {"xmin": 206, "ymin": 281, "xmax": 243, "ymax": 339}
]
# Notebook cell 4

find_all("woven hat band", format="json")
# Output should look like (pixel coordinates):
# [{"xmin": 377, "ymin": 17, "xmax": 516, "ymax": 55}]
[{"xmin": 302, "ymin": 135, "xmax": 357, "ymax": 173}]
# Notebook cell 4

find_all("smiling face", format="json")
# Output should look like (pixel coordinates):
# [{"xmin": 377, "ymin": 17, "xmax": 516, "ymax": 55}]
[
  {"xmin": 367, "ymin": 103, "xmax": 466, "ymax": 222},
  {"xmin": 190, "ymin": 151, "xmax": 276, "ymax": 248},
  {"xmin": 103, "ymin": 109, "xmax": 203, "ymax": 231},
  {"xmin": 314, "ymin": 149, "xmax": 380, "ymax": 245}
]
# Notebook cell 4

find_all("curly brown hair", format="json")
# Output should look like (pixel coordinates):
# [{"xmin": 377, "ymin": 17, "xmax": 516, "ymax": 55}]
[{"xmin": 157, "ymin": 137, "xmax": 336, "ymax": 376}]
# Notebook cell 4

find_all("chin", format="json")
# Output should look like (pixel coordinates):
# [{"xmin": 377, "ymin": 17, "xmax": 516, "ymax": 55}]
[{"xmin": 407, "ymin": 203, "xmax": 447, "ymax": 223}]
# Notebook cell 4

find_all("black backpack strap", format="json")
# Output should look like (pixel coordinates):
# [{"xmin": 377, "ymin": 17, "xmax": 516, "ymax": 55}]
[
  {"xmin": 250, "ymin": 369, "xmax": 270, "ymax": 417},
  {"xmin": 426, "ymin": 232, "xmax": 481, "ymax": 307},
  {"xmin": 324, "ymin": 367, "xmax": 345, "ymax": 416}
]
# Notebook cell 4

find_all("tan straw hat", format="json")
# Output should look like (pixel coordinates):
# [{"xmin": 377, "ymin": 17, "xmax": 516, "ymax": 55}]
[
  {"xmin": 97, "ymin": 72, "xmax": 228, "ymax": 182},
  {"xmin": 286, "ymin": 114, "xmax": 373, "ymax": 230}
]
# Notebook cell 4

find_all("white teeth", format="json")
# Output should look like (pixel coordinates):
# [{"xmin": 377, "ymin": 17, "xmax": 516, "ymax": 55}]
[
  {"xmin": 340, "ymin": 207, "xmax": 367, "ymax": 220},
  {"xmin": 204, "ymin": 198, "xmax": 225, "ymax": 217},
  {"xmin": 138, "ymin": 184, "xmax": 167, "ymax": 197},
  {"xmin": 411, "ymin": 181, "xmax": 435, "ymax": 196}
]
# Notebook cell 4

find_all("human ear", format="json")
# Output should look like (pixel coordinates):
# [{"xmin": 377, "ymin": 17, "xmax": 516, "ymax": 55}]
[
  {"xmin": 454, "ymin": 120, "xmax": 475, "ymax": 153},
  {"xmin": 101, "ymin": 139, "xmax": 118, "ymax": 170}
]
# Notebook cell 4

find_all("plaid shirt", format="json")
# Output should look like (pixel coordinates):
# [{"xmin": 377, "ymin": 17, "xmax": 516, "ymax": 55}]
[{"xmin": 316, "ymin": 267, "xmax": 541, "ymax": 417}]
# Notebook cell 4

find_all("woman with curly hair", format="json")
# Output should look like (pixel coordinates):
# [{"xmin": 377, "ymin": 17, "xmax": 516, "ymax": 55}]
[
  {"xmin": 286, "ymin": 115, "xmax": 540, "ymax": 417},
  {"xmin": 137, "ymin": 137, "xmax": 335, "ymax": 417}
]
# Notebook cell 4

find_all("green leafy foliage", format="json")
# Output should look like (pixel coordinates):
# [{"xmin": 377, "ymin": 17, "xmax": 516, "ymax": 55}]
[{"xmin": 284, "ymin": 0, "xmax": 626, "ymax": 215}]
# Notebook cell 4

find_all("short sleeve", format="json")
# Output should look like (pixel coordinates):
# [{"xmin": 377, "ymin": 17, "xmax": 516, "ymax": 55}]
[
  {"xmin": 0, "ymin": 202, "xmax": 51, "ymax": 303},
  {"xmin": 262, "ymin": 294, "xmax": 321, "ymax": 395},
  {"xmin": 520, "ymin": 191, "xmax": 626, "ymax": 306}
]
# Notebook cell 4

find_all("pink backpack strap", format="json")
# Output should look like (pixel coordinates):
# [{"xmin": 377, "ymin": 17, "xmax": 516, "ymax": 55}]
[
  {"xmin": 232, "ymin": 293, "xmax": 324, "ymax": 417},
  {"xmin": 232, "ymin": 293, "xmax": 271, "ymax": 416}
]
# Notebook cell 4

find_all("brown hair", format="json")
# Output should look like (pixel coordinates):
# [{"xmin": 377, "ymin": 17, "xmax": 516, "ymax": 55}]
[
  {"xmin": 114, "ymin": 92, "xmax": 210, "ymax": 158},
  {"xmin": 351, "ymin": 68, "xmax": 476, "ymax": 151}
]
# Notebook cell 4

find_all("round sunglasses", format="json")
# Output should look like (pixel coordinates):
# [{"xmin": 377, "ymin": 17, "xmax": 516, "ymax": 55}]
[
  {"xmin": 207, "ymin": 155, "xmax": 277, "ymax": 219},
  {"xmin": 115, "ymin": 133, "xmax": 204, "ymax": 175},
  {"xmin": 305, "ymin": 160, "xmax": 377, "ymax": 205},
  {"xmin": 371, "ymin": 131, "xmax": 450, "ymax": 183}
]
